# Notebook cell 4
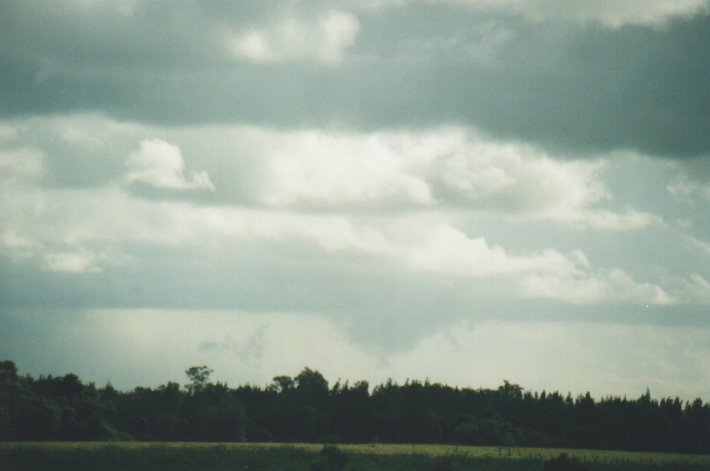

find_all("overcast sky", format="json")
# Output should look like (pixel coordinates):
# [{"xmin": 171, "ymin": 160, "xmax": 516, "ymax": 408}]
[{"xmin": 1, "ymin": 0, "xmax": 709, "ymax": 400}]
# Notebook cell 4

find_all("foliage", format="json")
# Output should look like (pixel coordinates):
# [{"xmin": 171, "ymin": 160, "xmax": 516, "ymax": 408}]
[
  {"xmin": 185, "ymin": 366, "xmax": 213, "ymax": 395},
  {"xmin": 1, "ymin": 359, "xmax": 709, "ymax": 456}
]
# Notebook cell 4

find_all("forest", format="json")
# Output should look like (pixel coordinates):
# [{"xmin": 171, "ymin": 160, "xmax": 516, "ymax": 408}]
[{"xmin": 1, "ymin": 360, "xmax": 708, "ymax": 454}]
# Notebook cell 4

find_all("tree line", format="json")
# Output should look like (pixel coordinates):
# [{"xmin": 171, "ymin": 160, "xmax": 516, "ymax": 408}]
[{"xmin": 1, "ymin": 360, "xmax": 708, "ymax": 453}]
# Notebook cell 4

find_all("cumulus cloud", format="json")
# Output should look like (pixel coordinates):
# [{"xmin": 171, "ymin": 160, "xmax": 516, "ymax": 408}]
[
  {"xmin": 522, "ymin": 269, "xmax": 677, "ymax": 305},
  {"xmin": 256, "ymin": 130, "xmax": 433, "ymax": 208},
  {"xmin": 0, "ymin": 178, "xmax": 678, "ymax": 306},
  {"xmin": 0, "ymin": 116, "xmax": 705, "ymax": 316},
  {"xmin": 230, "ymin": 10, "xmax": 360, "ymax": 64},
  {"xmin": 125, "ymin": 138, "xmax": 214, "ymax": 191},
  {"xmin": 252, "ymin": 127, "xmax": 662, "ymax": 230},
  {"xmin": 0, "ymin": 161, "xmax": 652, "ymax": 305},
  {"xmin": 400, "ymin": 225, "xmax": 578, "ymax": 277}
]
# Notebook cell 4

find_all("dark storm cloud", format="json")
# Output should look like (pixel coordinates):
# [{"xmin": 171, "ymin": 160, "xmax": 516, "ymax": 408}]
[{"xmin": 1, "ymin": 2, "xmax": 708, "ymax": 158}]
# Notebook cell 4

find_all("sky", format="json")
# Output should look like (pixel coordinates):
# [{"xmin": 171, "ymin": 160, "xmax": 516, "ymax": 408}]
[{"xmin": 0, "ymin": 0, "xmax": 709, "ymax": 400}]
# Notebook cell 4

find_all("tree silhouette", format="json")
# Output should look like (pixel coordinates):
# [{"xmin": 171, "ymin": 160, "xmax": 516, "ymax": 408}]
[
  {"xmin": 185, "ymin": 366, "xmax": 213, "ymax": 395},
  {"xmin": 1, "ymin": 359, "xmax": 709, "ymax": 453}
]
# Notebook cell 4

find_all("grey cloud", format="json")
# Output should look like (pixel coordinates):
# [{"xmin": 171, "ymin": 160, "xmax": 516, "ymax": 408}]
[{"xmin": 1, "ymin": 2, "xmax": 709, "ymax": 158}]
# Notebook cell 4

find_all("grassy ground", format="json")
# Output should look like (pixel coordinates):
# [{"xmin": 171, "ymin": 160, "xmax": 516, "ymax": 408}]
[{"xmin": 0, "ymin": 442, "xmax": 708, "ymax": 470}]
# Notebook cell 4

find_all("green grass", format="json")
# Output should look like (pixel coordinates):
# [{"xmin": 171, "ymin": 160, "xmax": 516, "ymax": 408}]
[{"xmin": 0, "ymin": 442, "xmax": 708, "ymax": 470}]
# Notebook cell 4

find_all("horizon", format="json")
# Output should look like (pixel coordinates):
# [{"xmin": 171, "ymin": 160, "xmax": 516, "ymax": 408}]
[{"xmin": 6, "ymin": 356, "xmax": 707, "ymax": 404}]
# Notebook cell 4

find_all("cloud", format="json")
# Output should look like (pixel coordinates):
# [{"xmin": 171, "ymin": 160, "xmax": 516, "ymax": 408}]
[
  {"xmin": 250, "ymin": 127, "xmax": 662, "ymax": 230},
  {"xmin": 0, "ymin": 170, "xmax": 658, "ymax": 305},
  {"xmin": 255, "ymin": 130, "xmax": 433, "ymax": 208},
  {"xmin": 399, "ymin": 225, "xmax": 578, "ymax": 277},
  {"xmin": 44, "ymin": 250, "xmax": 101, "ymax": 273},
  {"xmin": 522, "ymin": 269, "xmax": 677, "ymax": 305},
  {"xmin": 686, "ymin": 235, "xmax": 710, "ymax": 257},
  {"xmin": 672, "ymin": 273, "xmax": 710, "ymax": 304},
  {"xmin": 0, "ymin": 117, "xmax": 704, "ymax": 316},
  {"xmin": 1, "ymin": 4, "xmax": 708, "ymax": 158},
  {"xmin": 0, "ymin": 179, "xmax": 673, "ymax": 306},
  {"xmin": 497, "ymin": 0, "xmax": 710, "ymax": 28},
  {"xmin": 0, "ymin": 147, "xmax": 44, "ymax": 182},
  {"xmin": 667, "ymin": 173, "xmax": 710, "ymax": 204},
  {"xmin": 59, "ymin": 0, "xmax": 141, "ymax": 16},
  {"xmin": 365, "ymin": 0, "xmax": 710, "ymax": 27},
  {"xmin": 125, "ymin": 138, "xmax": 214, "ymax": 191},
  {"xmin": 230, "ymin": 10, "xmax": 360, "ymax": 64}
]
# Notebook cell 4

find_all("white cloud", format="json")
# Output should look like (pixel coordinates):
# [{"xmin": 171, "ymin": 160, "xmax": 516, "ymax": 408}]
[
  {"xmin": 429, "ymin": 136, "xmax": 606, "ymax": 210},
  {"xmin": 400, "ymin": 225, "xmax": 578, "ymax": 277},
  {"xmin": 257, "ymin": 130, "xmax": 433, "ymax": 208},
  {"xmin": 125, "ymin": 138, "xmax": 214, "ymax": 191},
  {"xmin": 1, "ymin": 183, "xmax": 392, "ymax": 263},
  {"xmin": 561, "ymin": 209, "xmax": 665, "ymax": 231},
  {"xmin": 0, "ymin": 118, "xmax": 697, "ymax": 308},
  {"xmin": 4, "ymin": 174, "xmax": 669, "ymax": 304},
  {"xmin": 230, "ymin": 11, "xmax": 360, "ymax": 64},
  {"xmin": 522, "ymin": 268, "xmax": 677, "ymax": 305},
  {"xmin": 250, "ymin": 127, "xmax": 661, "ymax": 230},
  {"xmin": 1, "ymin": 176, "xmax": 694, "ymax": 306}
]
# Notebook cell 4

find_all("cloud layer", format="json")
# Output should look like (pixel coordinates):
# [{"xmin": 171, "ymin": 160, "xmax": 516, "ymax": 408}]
[
  {"xmin": 1, "ymin": 117, "xmax": 706, "ymax": 310},
  {"xmin": 1, "ymin": 2, "xmax": 709, "ymax": 156}
]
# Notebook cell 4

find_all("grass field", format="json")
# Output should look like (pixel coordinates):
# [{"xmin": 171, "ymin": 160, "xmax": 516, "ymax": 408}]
[{"xmin": 1, "ymin": 442, "xmax": 709, "ymax": 470}]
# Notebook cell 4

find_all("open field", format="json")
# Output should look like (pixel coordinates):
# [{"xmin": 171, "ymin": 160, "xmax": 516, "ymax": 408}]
[{"xmin": 1, "ymin": 442, "xmax": 709, "ymax": 470}]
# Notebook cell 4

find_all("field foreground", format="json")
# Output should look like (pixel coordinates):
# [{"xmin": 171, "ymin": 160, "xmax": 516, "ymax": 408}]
[{"xmin": 1, "ymin": 442, "xmax": 709, "ymax": 471}]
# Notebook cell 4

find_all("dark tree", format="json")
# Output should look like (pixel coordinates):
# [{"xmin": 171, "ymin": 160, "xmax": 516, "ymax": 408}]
[
  {"xmin": 185, "ymin": 366, "xmax": 213, "ymax": 395},
  {"xmin": 1, "ymin": 359, "xmax": 709, "ymax": 453}
]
